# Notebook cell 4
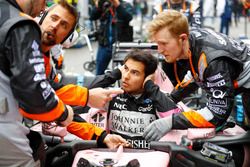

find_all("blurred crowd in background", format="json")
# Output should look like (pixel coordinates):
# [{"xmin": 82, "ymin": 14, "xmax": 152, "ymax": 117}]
[{"xmin": 49, "ymin": 0, "xmax": 250, "ymax": 39}]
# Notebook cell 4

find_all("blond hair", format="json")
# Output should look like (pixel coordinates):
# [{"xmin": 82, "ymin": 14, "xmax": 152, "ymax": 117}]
[{"xmin": 147, "ymin": 10, "xmax": 189, "ymax": 40}]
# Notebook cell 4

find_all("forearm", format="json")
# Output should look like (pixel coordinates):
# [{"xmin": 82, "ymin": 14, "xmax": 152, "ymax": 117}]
[
  {"xmin": 55, "ymin": 84, "xmax": 89, "ymax": 106},
  {"xmin": 170, "ymin": 82, "xmax": 198, "ymax": 103},
  {"xmin": 89, "ymin": 68, "xmax": 121, "ymax": 88},
  {"xmin": 66, "ymin": 121, "xmax": 107, "ymax": 146},
  {"xmin": 144, "ymin": 80, "xmax": 177, "ymax": 111}
]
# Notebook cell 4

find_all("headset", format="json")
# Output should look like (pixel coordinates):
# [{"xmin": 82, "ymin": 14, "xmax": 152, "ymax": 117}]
[
  {"xmin": 62, "ymin": 30, "xmax": 78, "ymax": 48},
  {"xmin": 38, "ymin": 3, "xmax": 79, "ymax": 44}
]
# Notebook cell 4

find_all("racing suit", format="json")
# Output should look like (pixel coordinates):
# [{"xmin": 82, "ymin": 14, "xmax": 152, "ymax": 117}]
[
  {"xmin": 0, "ymin": 0, "xmax": 70, "ymax": 166},
  {"xmin": 170, "ymin": 28, "xmax": 250, "ymax": 129},
  {"xmin": 51, "ymin": 44, "xmax": 64, "ymax": 70},
  {"xmin": 89, "ymin": 69, "xmax": 180, "ymax": 148},
  {"xmin": 43, "ymin": 51, "xmax": 108, "ymax": 146},
  {"xmin": 154, "ymin": 0, "xmax": 202, "ymax": 28}
]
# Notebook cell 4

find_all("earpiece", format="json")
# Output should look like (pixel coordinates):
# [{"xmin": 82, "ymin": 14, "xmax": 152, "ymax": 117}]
[{"xmin": 61, "ymin": 30, "xmax": 79, "ymax": 48}]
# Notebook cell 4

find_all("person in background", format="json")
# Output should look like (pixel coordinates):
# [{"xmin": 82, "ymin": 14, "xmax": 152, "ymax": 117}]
[
  {"xmin": 202, "ymin": 0, "xmax": 216, "ymax": 25},
  {"xmin": 90, "ymin": 0, "xmax": 133, "ymax": 75},
  {"xmin": 89, "ymin": 49, "xmax": 181, "ymax": 148},
  {"xmin": 218, "ymin": 0, "xmax": 233, "ymax": 35},
  {"xmin": 38, "ymin": 0, "xmax": 129, "ymax": 149},
  {"xmin": 142, "ymin": 10, "xmax": 250, "ymax": 141},
  {"xmin": 154, "ymin": 0, "xmax": 202, "ymax": 28},
  {"xmin": 242, "ymin": 0, "xmax": 250, "ymax": 21},
  {"xmin": 232, "ymin": 0, "xmax": 241, "ymax": 27}
]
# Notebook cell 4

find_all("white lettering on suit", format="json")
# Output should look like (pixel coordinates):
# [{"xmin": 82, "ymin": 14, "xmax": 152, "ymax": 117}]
[{"xmin": 109, "ymin": 110, "xmax": 156, "ymax": 137}]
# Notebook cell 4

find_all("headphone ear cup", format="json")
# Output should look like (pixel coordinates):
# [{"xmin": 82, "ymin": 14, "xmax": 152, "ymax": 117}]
[
  {"xmin": 61, "ymin": 30, "xmax": 79, "ymax": 48},
  {"xmin": 61, "ymin": 28, "xmax": 75, "ymax": 44}
]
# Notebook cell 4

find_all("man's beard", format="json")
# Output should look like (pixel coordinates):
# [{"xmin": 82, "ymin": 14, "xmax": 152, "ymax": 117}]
[{"xmin": 42, "ymin": 31, "xmax": 56, "ymax": 46}]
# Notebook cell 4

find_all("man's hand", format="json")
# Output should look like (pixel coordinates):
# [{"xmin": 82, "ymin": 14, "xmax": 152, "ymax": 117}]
[
  {"xmin": 88, "ymin": 88, "xmax": 124, "ymax": 108},
  {"xmin": 60, "ymin": 105, "xmax": 74, "ymax": 127},
  {"xmin": 143, "ymin": 116, "xmax": 172, "ymax": 141},
  {"xmin": 103, "ymin": 134, "xmax": 131, "ymax": 149}
]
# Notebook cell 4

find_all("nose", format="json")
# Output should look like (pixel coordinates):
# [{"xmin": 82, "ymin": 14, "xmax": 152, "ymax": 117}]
[{"xmin": 123, "ymin": 71, "xmax": 130, "ymax": 80}]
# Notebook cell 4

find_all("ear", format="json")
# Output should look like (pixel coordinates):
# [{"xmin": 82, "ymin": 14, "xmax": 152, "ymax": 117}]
[
  {"xmin": 179, "ymin": 33, "xmax": 189, "ymax": 55},
  {"xmin": 179, "ymin": 33, "xmax": 188, "ymax": 42}
]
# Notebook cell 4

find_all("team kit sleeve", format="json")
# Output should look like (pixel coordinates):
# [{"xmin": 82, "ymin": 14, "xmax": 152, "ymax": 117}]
[
  {"xmin": 6, "ymin": 22, "xmax": 69, "ymax": 122},
  {"xmin": 67, "ymin": 121, "xmax": 107, "ymax": 147},
  {"xmin": 54, "ymin": 84, "xmax": 89, "ymax": 106},
  {"xmin": 171, "ymin": 59, "xmax": 238, "ymax": 129},
  {"xmin": 89, "ymin": 68, "xmax": 121, "ymax": 89},
  {"xmin": 143, "ymin": 80, "xmax": 181, "ymax": 118}
]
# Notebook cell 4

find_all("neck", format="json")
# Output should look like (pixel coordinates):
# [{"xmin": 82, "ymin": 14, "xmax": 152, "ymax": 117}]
[
  {"xmin": 129, "ymin": 89, "xmax": 144, "ymax": 96},
  {"xmin": 181, "ymin": 40, "xmax": 190, "ymax": 60}
]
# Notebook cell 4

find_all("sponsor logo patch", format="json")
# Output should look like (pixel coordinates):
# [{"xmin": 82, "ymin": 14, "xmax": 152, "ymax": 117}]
[
  {"xmin": 34, "ymin": 64, "xmax": 45, "ymax": 73},
  {"xmin": 207, "ymin": 79, "xmax": 225, "ymax": 87},
  {"xmin": 211, "ymin": 89, "xmax": 226, "ymax": 99},
  {"xmin": 208, "ymin": 97, "xmax": 227, "ymax": 107},
  {"xmin": 33, "ymin": 73, "xmax": 46, "ymax": 81},
  {"xmin": 207, "ymin": 73, "xmax": 223, "ymax": 82},
  {"xmin": 91, "ymin": 113, "xmax": 106, "ymax": 128},
  {"xmin": 116, "ymin": 96, "xmax": 128, "ymax": 102},
  {"xmin": 127, "ymin": 139, "xmax": 150, "ymax": 149},
  {"xmin": 208, "ymin": 105, "xmax": 226, "ymax": 115},
  {"xmin": 29, "ymin": 58, "xmax": 44, "ymax": 64},
  {"xmin": 113, "ymin": 102, "xmax": 127, "ymax": 110},
  {"xmin": 31, "ymin": 40, "xmax": 41, "ymax": 57},
  {"xmin": 40, "ymin": 81, "xmax": 47, "ymax": 89},
  {"xmin": 42, "ymin": 85, "xmax": 52, "ymax": 99},
  {"xmin": 138, "ymin": 104, "xmax": 153, "ymax": 112},
  {"xmin": 109, "ymin": 110, "xmax": 156, "ymax": 137}
]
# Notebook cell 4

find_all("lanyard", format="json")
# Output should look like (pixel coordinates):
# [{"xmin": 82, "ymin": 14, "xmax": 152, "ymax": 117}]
[{"xmin": 174, "ymin": 49, "xmax": 198, "ymax": 89}]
